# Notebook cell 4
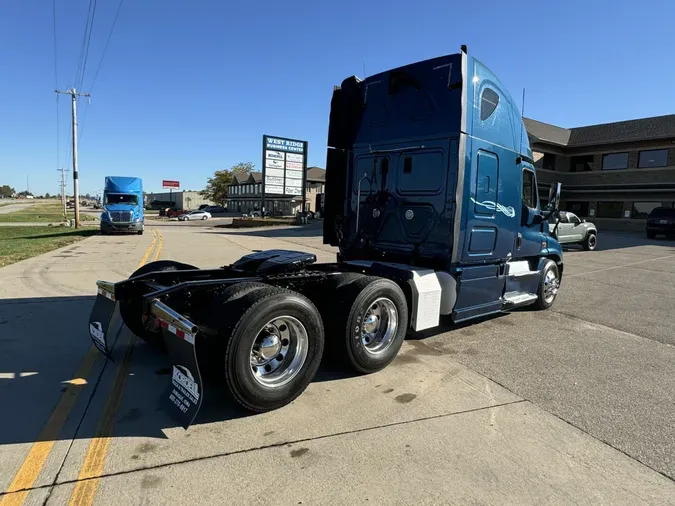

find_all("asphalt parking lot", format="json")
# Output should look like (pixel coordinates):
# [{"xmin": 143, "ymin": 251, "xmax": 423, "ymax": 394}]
[{"xmin": 1, "ymin": 224, "xmax": 674, "ymax": 504}]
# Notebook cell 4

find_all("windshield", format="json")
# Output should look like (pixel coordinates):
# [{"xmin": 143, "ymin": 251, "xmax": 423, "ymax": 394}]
[
  {"xmin": 105, "ymin": 193, "xmax": 138, "ymax": 205},
  {"xmin": 649, "ymin": 207, "xmax": 675, "ymax": 218}
]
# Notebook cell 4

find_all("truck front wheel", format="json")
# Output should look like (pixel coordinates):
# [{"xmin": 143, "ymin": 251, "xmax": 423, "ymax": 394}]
[
  {"xmin": 328, "ymin": 276, "xmax": 408, "ymax": 374},
  {"xmin": 533, "ymin": 260, "xmax": 560, "ymax": 310}
]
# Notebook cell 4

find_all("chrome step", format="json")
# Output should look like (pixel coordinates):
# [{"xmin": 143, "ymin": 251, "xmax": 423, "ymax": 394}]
[{"xmin": 503, "ymin": 291, "xmax": 538, "ymax": 306}]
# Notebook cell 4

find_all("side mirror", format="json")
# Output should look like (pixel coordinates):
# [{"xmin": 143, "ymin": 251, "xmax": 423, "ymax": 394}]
[
  {"xmin": 581, "ymin": 218, "xmax": 586, "ymax": 223},
  {"xmin": 547, "ymin": 182, "xmax": 562, "ymax": 211}
]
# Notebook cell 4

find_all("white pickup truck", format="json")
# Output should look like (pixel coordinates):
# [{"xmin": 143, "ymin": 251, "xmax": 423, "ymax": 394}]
[{"xmin": 549, "ymin": 211, "xmax": 598, "ymax": 251}]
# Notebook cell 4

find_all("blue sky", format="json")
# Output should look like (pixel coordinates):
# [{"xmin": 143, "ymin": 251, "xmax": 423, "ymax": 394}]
[{"xmin": 1, "ymin": 0, "xmax": 673, "ymax": 196}]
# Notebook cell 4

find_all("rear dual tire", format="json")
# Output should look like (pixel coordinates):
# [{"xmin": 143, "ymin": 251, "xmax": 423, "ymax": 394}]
[
  {"xmin": 319, "ymin": 275, "xmax": 409, "ymax": 374},
  {"xmin": 201, "ymin": 285, "xmax": 324, "ymax": 412}
]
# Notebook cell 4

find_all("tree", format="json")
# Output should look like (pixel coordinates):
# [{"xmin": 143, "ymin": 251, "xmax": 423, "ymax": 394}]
[
  {"xmin": 45, "ymin": 192, "xmax": 51, "ymax": 199},
  {"xmin": 0, "ymin": 185, "xmax": 15, "ymax": 198},
  {"xmin": 231, "ymin": 161, "xmax": 254, "ymax": 181},
  {"xmin": 201, "ymin": 162, "xmax": 254, "ymax": 206},
  {"xmin": 201, "ymin": 169, "xmax": 233, "ymax": 206}
]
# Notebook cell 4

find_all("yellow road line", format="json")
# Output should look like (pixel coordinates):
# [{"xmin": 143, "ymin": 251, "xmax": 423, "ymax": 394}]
[
  {"xmin": 152, "ymin": 230, "xmax": 163, "ymax": 262},
  {"xmin": 0, "ymin": 228, "xmax": 160, "ymax": 505},
  {"xmin": 137, "ymin": 230, "xmax": 158, "ymax": 269},
  {"xmin": 0, "ymin": 349, "xmax": 99, "ymax": 506},
  {"xmin": 68, "ymin": 229, "xmax": 163, "ymax": 505},
  {"xmin": 67, "ymin": 339, "xmax": 136, "ymax": 506}
]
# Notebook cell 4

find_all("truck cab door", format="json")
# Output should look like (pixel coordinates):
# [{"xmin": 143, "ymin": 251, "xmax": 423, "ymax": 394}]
[
  {"xmin": 513, "ymin": 165, "xmax": 543, "ymax": 259},
  {"xmin": 566, "ymin": 212, "xmax": 584, "ymax": 241},
  {"xmin": 554, "ymin": 212, "xmax": 571, "ymax": 243}
]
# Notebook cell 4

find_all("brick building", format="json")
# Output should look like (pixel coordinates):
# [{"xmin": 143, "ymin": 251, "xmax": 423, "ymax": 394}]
[
  {"xmin": 226, "ymin": 167, "xmax": 325, "ymax": 215},
  {"xmin": 146, "ymin": 190, "xmax": 215, "ymax": 211},
  {"xmin": 526, "ymin": 114, "xmax": 675, "ymax": 231}
]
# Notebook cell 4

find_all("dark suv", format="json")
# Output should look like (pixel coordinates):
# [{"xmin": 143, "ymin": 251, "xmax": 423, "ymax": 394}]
[{"xmin": 646, "ymin": 207, "xmax": 675, "ymax": 239}]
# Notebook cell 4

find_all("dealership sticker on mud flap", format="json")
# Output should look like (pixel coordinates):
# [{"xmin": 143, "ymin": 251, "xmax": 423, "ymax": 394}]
[
  {"xmin": 170, "ymin": 365, "xmax": 200, "ymax": 415},
  {"xmin": 89, "ymin": 322, "xmax": 107, "ymax": 354}
]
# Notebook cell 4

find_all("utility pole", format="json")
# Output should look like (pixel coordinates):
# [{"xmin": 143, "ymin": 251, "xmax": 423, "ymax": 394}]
[
  {"xmin": 57, "ymin": 168, "xmax": 70, "ymax": 219},
  {"xmin": 56, "ymin": 88, "xmax": 90, "ymax": 228}
]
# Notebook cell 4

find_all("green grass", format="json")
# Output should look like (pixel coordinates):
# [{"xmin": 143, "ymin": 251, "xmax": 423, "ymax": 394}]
[
  {"xmin": 0, "ymin": 226, "xmax": 98, "ymax": 268},
  {"xmin": 0, "ymin": 202, "xmax": 97, "ymax": 223}
]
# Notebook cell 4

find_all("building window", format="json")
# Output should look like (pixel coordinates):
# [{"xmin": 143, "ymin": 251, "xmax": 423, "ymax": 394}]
[
  {"xmin": 571, "ymin": 155, "xmax": 594, "ymax": 172},
  {"xmin": 480, "ymin": 88, "xmax": 499, "ymax": 121},
  {"xmin": 542, "ymin": 153, "xmax": 556, "ymax": 171},
  {"xmin": 602, "ymin": 153, "xmax": 628, "ymax": 170},
  {"xmin": 522, "ymin": 169, "xmax": 536, "ymax": 208},
  {"xmin": 596, "ymin": 201, "xmax": 624, "ymax": 218},
  {"xmin": 565, "ymin": 201, "xmax": 589, "ymax": 217},
  {"xmin": 638, "ymin": 149, "xmax": 668, "ymax": 168},
  {"xmin": 632, "ymin": 202, "xmax": 661, "ymax": 219}
]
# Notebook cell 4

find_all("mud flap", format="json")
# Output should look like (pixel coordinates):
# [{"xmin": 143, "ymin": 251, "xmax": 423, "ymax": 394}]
[
  {"xmin": 154, "ymin": 306, "xmax": 203, "ymax": 429},
  {"xmin": 88, "ymin": 287, "xmax": 119, "ymax": 357}
]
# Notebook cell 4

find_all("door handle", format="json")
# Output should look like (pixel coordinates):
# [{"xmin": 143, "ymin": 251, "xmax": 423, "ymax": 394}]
[{"xmin": 516, "ymin": 232, "xmax": 522, "ymax": 249}]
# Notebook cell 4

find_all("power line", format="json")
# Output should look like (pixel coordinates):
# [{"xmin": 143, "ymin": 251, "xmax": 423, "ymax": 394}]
[
  {"xmin": 90, "ymin": 0, "xmax": 125, "ymax": 93},
  {"xmin": 78, "ymin": 0, "xmax": 98, "ymax": 90},
  {"xmin": 78, "ymin": 0, "xmax": 126, "ymax": 146},
  {"xmin": 77, "ymin": 101, "xmax": 90, "ymax": 148},
  {"xmin": 73, "ymin": 0, "xmax": 98, "ymax": 90},
  {"xmin": 53, "ymin": 0, "xmax": 60, "ymax": 170}
]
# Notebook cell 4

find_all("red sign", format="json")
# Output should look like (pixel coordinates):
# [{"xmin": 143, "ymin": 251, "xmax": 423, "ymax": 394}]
[{"xmin": 162, "ymin": 180, "xmax": 180, "ymax": 189}]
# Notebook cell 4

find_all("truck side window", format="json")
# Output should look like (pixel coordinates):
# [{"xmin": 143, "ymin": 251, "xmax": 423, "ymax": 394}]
[
  {"xmin": 480, "ymin": 88, "xmax": 499, "ymax": 121},
  {"xmin": 522, "ymin": 169, "xmax": 537, "ymax": 208}
]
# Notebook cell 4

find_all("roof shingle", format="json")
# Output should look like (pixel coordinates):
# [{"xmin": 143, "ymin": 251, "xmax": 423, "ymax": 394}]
[{"xmin": 525, "ymin": 114, "xmax": 675, "ymax": 148}]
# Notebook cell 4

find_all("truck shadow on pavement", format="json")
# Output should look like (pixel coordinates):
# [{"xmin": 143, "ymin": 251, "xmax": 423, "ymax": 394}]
[
  {"xmin": 0, "ymin": 295, "xmax": 360, "ymax": 446},
  {"xmin": 205, "ymin": 222, "xmax": 323, "ymax": 239}
]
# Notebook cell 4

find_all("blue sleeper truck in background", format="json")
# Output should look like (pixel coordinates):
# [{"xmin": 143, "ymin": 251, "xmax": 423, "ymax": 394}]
[
  {"xmin": 88, "ymin": 46, "xmax": 564, "ymax": 428},
  {"xmin": 100, "ymin": 176, "xmax": 145, "ymax": 235}
]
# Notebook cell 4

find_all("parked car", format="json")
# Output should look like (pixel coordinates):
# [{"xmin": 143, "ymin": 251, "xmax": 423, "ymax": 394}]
[
  {"xmin": 204, "ymin": 205, "xmax": 226, "ymax": 214},
  {"xmin": 646, "ymin": 207, "xmax": 675, "ymax": 239},
  {"xmin": 178, "ymin": 210, "xmax": 211, "ymax": 221},
  {"xmin": 549, "ymin": 211, "xmax": 597, "ymax": 250}
]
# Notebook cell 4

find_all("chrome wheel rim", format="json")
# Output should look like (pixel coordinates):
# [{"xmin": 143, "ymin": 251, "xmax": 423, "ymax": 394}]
[
  {"xmin": 250, "ymin": 316, "xmax": 308, "ymax": 388},
  {"xmin": 543, "ymin": 269, "xmax": 559, "ymax": 303},
  {"xmin": 588, "ymin": 235, "xmax": 596, "ymax": 249},
  {"xmin": 357, "ymin": 297, "xmax": 398, "ymax": 355}
]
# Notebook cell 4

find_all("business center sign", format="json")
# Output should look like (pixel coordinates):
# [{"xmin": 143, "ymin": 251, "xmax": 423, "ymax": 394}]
[{"xmin": 262, "ymin": 135, "xmax": 307, "ymax": 197}]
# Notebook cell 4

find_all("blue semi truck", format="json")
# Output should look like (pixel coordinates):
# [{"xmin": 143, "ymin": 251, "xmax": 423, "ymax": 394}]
[
  {"xmin": 88, "ymin": 46, "xmax": 564, "ymax": 428},
  {"xmin": 100, "ymin": 176, "xmax": 145, "ymax": 235}
]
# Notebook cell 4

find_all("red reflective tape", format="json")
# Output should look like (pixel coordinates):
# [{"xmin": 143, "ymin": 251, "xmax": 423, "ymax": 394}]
[
  {"xmin": 160, "ymin": 320, "xmax": 169, "ymax": 329},
  {"xmin": 176, "ymin": 329, "xmax": 185, "ymax": 339}
]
